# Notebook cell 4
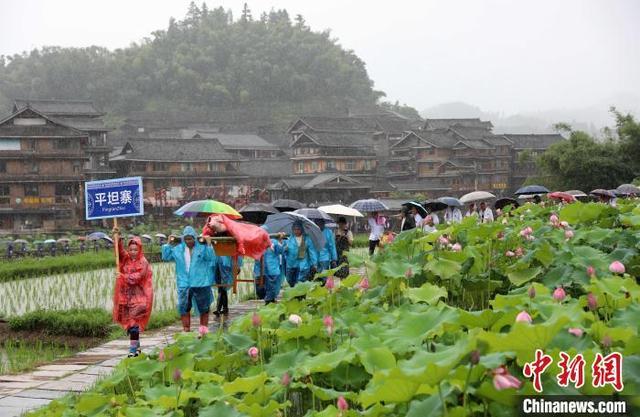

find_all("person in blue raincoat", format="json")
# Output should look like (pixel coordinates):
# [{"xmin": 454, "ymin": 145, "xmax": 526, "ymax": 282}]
[
  {"xmin": 162, "ymin": 226, "xmax": 216, "ymax": 332},
  {"xmin": 214, "ymin": 255, "xmax": 243, "ymax": 316},
  {"xmin": 253, "ymin": 231, "xmax": 285, "ymax": 304},
  {"xmin": 315, "ymin": 219, "xmax": 338, "ymax": 275},
  {"xmin": 283, "ymin": 222, "xmax": 318, "ymax": 287}
]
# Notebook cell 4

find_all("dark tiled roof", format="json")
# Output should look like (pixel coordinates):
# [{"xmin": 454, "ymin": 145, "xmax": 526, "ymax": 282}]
[
  {"xmin": 191, "ymin": 131, "xmax": 279, "ymax": 150},
  {"xmin": 14, "ymin": 99, "xmax": 103, "ymax": 116},
  {"xmin": 113, "ymin": 138, "xmax": 237, "ymax": 162},
  {"xmin": 52, "ymin": 117, "xmax": 107, "ymax": 132},
  {"xmin": 454, "ymin": 139, "xmax": 494, "ymax": 150},
  {"xmin": 423, "ymin": 130, "xmax": 460, "ymax": 147},
  {"xmin": 448, "ymin": 126, "xmax": 494, "ymax": 140},
  {"xmin": 302, "ymin": 173, "xmax": 365, "ymax": 189},
  {"xmin": 239, "ymin": 159, "xmax": 291, "ymax": 177},
  {"xmin": 424, "ymin": 118, "xmax": 493, "ymax": 130},
  {"xmin": 290, "ymin": 116, "xmax": 380, "ymax": 133},
  {"xmin": 0, "ymin": 107, "xmax": 86, "ymax": 137},
  {"xmin": 502, "ymin": 134, "xmax": 565, "ymax": 149},
  {"xmin": 390, "ymin": 178, "xmax": 451, "ymax": 191},
  {"xmin": 482, "ymin": 135, "xmax": 513, "ymax": 146}
]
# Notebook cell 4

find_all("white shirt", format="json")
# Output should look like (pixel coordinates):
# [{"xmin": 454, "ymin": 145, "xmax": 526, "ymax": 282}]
[
  {"xmin": 445, "ymin": 208, "xmax": 463, "ymax": 223},
  {"xmin": 431, "ymin": 213, "xmax": 440, "ymax": 225},
  {"xmin": 368, "ymin": 217, "xmax": 385, "ymax": 241},
  {"xmin": 414, "ymin": 213, "xmax": 423, "ymax": 226},
  {"xmin": 481, "ymin": 207, "xmax": 494, "ymax": 223},
  {"xmin": 184, "ymin": 246, "xmax": 192, "ymax": 274}
]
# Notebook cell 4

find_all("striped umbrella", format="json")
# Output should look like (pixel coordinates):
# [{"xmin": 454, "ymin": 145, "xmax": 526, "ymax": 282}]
[{"xmin": 349, "ymin": 199, "xmax": 389, "ymax": 212}]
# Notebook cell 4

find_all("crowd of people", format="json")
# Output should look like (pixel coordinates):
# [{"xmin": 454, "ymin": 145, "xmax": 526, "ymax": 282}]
[{"xmin": 110, "ymin": 214, "xmax": 355, "ymax": 357}]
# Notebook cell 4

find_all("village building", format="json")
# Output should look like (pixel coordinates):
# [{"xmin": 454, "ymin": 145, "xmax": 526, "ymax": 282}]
[
  {"xmin": 0, "ymin": 106, "xmax": 94, "ymax": 232},
  {"xmin": 504, "ymin": 133, "xmax": 565, "ymax": 192}
]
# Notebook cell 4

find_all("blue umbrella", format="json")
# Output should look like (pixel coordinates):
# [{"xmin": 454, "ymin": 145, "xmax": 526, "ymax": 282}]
[
  {"xmin": 514, "ymin": 185, "xmax": 550, "ymax": 195},
  {"xmin": 350, "ymin": 199, "xmax": 388, "ymax": 212},
  {"xmin": 263, "ymin": 212, "xmax": 325, "ymax": 249},
  {"xmin": 437, "ymin": 196, "xmax": 463, "ymax": 207}
]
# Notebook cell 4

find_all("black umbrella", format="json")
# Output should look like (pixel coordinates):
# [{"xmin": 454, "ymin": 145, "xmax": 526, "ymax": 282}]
[
  {"xmin": 272, "ymin": 199, "xmax": 305, "ymax": 212},
  {"xmin": 239, "ymin": 203, "xmax": 279, "ymax": 224},
  {"xmin": 590, "ymin": 189, "xmax": 616, "ymax": 199},
  {"xmin": 514, "ymin": 185, "xmax": 550, "ymax": 195},
  {"xmin": 422, "ymin": 200, "xmax": 447, "ymax": 213},
  {"xmin": 495, "ymin": 197, "xmax": 519, "ymax": 210},
  {"xmin": 403, "ymin": 201, "xmax": 428, "ymax": 217}
]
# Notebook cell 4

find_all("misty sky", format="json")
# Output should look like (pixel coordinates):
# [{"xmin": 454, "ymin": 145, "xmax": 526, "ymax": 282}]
[{"xmin": 1, "ymin": 0, "xmax": 638, "ymax": 115}]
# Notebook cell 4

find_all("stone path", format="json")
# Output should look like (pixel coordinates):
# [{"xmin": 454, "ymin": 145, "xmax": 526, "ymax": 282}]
[{"xmin": 0, "ymin": 300, "xmax": 261, "ymax": 417}]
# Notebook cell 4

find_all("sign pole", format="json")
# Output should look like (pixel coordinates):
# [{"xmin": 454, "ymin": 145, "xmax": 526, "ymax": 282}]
[{"xmin": 114, "ymin": 217, "xmax": 120, "ymax": 273}]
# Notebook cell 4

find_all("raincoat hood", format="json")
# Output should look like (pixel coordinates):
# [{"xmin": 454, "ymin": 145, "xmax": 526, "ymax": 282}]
[
  {"xmin": 127, "ymin": 236, "xmax": 144, "ymax": 257},
  {"xmin": 182, "ymin": 225, "xmax": 197, "ymax": 239}
]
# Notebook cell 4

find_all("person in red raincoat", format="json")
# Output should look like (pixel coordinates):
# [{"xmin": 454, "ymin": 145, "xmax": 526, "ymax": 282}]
[{"xmin": 113, "ymin": 234, "xmax": 153, "ymax": 357}]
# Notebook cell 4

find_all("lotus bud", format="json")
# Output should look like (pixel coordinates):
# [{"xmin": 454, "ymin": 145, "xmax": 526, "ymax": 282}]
[
  {"xmin": 198, "ymin": 325, "xmax": 209, "ymax": 337},
  {"xmin": 281, "ymin": 372, "xmax": 291, "ymax": 387},
  {"xmin": 451, "ymin": 243, "xmax": 462, "ymax": 252},
  {"xmin": 337, "ymin": 396, "xmax": 349, "ymax": 411},
  {"xmin": 528, "ymin": 286, "xmax": 536, "ymax": 299},
  {"xmin": 288, "ymin": 314, "xmax": 302, "ymax": 326},
  {"xmin": 323, "ymin": 315, "xmax": 334, "ymax": 335},
  {"xmin": 405, "ymin": 268, "xmax": 413, "ymax": 278},
  {"xmin": 587, "ymin": 293, "xmax": 598, "ymax": 311},
  {"xmin": 158, "ymin": 350, "xmax": 165, "ymax": 362},
  {"xmin": 602, "ymin": 335, "xmax": 612, "ymax": 348},
  {"xmin": 525, "ymin": 226, "xmax": 533, "ymax": 235},
  {"xmin": 492, "ymin": 366, "xmax": 522, "ymax": 390},
  {"xmin": 587, "ymin": 266, "xmax": 596, "ymax": 277},
  {"xmin": 247, "ymin": 346, "xmax": 259, "ymax": 359},
  {"xmin": 564, "ymin": 230, "xmax": 574, "ymax": 240},
  {"xmin": 470, "ymin": 350, "xmax": 480, "ymax": 365},
  {"xmin": 550, "ymin": 214, "xmax": 559, "ymax": 224},
  {"xmin": 560, "ymin": 221, "xmax": 569, "ymax": 228},
  {"xmin": 515, "ymin": 311, "xmax": 533, "ymax": 323},
  {"xmin": 553, "ymin": 287, "xmax": 566, "ymax": 302},
  {"xmin": 568, "ymin": 328, "xmax": 584, "ymax": 337},
  {"xmin": 609, "ymin": 261, "xmax": 625, "ymax": 275},
  {"xmin": 326, "ymin": 276, "xmax": 335, "ymax": 291},
  {"xmin": 515, "ymin": 247, "xmax": 524, "ymax": 257},
  {"xmin": 360, "ymin": 277, "xmax": 370, "ymax": 290},
  {"xmin": 251, "ymin": 312, "xmax": 262, "ymax": 328},
  {"xmin": 438, "ymin": 236, "xmax": 449, "ymax": 246},
  {"xmin": 172, "ymin": 368, "xmax": 182, "ymax": 383},
  {"xmin": 505, "ymin": 250, "xmax": 515, "ymax": 257}
]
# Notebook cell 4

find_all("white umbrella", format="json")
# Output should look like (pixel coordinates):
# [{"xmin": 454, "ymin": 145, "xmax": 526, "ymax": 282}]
[
  {"xmin": 318, "ymin": 204, "xmax": 364, "ymax": 218},
  {"xmin": 459, "ymin": 191, "xmax": 496, "ymax": 204}
]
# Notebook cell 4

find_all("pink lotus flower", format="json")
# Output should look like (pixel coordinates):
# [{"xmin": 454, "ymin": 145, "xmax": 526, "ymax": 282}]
[
  {"xmin": 172, "ymin": 368, "xmax": 182, "ymax": 383},
  {"xmin": 560, "ymin": 221, "xmax": 569, "ymax": 228},
  {"xmin": 493, "ymin": 366, "xmax": 522, "ymax": 390},
  {"xmin": 505, "ymin": 250, "xmax": 515, "ymax": 257},
  {"xmin": 609, "ymin": 261, "xmax": 625, "ymax": 275},
  {"xmin": 564, "ymin": 230, "xmax": 574, "ymax": 240},
  {"xmin": 288, "ymin": 314, "xmax": 302, "ymax": 326},
  {"xmin": 515, "ymin": 247, "xmax": 524, "ymax": 257},
  {"xmin": 587, "ymin": 293, "xmax": 598, "ymax": 311},
  {"xmin": 198, "ymin": 325, "xmax": 209, "ymax": 337},
  {"xmin": 247, "ymin": 346, "xmax": 259, "ymax": 359},
  {"xmin": 549, "ymin": 214, "xmax": 559, "ymax": 224},
  {"xmin": 158, "ymin": 350, "xmax": 165, "ymax": 362},
  {"xmin": 281, "ymin": 372, "xmax": 291, "ymax": 386},
  {"xmin": 451, "ymin": 243, "xmax": 462, "ymax": 252},
  {"xmin": 337, "ymin": 396, "xmax": 349, "ymax": 411},
  {"xmin": 528, "ymin": 286, "xmax": 536, "ymax": 299},
  {"xmin": 553, "ymin": 287, "xmax": 566, "ymax": 302},
  {"xmin": 568, "ymin": 328, "xmax": 584, "ymax": 337},
  {"xmin": 438, "ymin": 236, "xmax": 449, "ymax": 246},
  {"xmin": 587, "ymin": 266, "xmax": 596, "ymax": 278},
  {"xmin": 516, "ymin": 311, "xmax": 533, "ymax": 323},
  {"xmin": 251, "ymin": 312, "xmax": 262, "ymax": 328},
  {"xmin": 326, "ymin": 276, "xmax": 335, "ymax": 291},
  {"xmin": 323, "ymin": 315, "xmax": 334, "ymax": 335},
  {"xmin": 359, "ymin": 277, "xmax": 370, "ymax": 290}
]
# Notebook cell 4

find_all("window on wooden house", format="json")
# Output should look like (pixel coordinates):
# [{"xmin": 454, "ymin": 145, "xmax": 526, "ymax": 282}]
[{"xmin": 24, "ymin": 184, "xmax": 39, "ymax": 197}]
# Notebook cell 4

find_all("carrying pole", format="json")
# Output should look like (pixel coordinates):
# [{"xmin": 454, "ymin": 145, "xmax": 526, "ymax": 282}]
[{"xmin": 113, "ymin": 218, "xmax": 120, "ymax": 273}]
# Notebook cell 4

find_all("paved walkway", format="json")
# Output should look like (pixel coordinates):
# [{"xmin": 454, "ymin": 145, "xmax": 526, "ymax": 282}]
[{"xmin": 0, "ymin": 300, "xmax": 261, "ymax": 417}]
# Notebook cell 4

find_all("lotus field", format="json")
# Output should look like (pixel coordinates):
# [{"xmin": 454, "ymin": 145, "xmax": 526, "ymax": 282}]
[{"xmin": 28, "ymin": 201, "xmax": 640, "ymax": 417}]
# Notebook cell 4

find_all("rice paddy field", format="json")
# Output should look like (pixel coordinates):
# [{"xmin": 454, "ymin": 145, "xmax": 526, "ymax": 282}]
[{"xmin": 0, "ymin": 260, "xmax": 259, "ymax": 317}]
